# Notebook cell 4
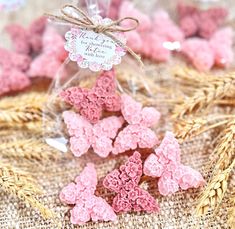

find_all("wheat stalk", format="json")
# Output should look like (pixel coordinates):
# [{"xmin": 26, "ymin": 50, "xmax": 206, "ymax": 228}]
[
  {"xmin": 0, "ymin": 139, "xmax": 60, "ymax": 161},
  {"xmin": 0, "ymin": 108, "xmax": 42, "ymax": 124},
  {"xmin": 196, "ymin": 159, "xmax": 235, "ymax": 215},
  {"xmin": 213, "ymin": 120, "xmax": 235, "ymax": 172},
  {"xmin": 0, "ymin": 92, "xmax": 48, "ymax": 110},
  {"xmin": 173, "ymin": 73, "xmax": 235, "ymax": 118},
  {"xmin": 0, "ymin": 163, "xmax": 54, "ymax": 219},
  {"xmin": 174, "ymin": 115, "xmax": 235, "ymax": 141},
  {"xmin": 172, "ymin": 66, "xmax": 214, "ymax": 85}
]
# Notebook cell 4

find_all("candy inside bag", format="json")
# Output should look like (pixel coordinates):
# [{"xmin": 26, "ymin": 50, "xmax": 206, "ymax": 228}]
[{"xmin": 42, "ymin": 1, "xmax": 153, "ymax": 152}]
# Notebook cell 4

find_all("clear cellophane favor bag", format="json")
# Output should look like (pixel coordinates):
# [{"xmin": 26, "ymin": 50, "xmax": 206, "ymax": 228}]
[{"xmin": 42, "ymin": 0, "xmax": 153, "ymax": 152}]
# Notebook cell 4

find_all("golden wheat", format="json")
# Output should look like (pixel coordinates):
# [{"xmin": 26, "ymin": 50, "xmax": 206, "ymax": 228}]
[
  {"xmin": 174, "ymin": 115, "xmax": 235, "ymax": 141},
  {"xmin": 0, "ymin": 92, "xmax": 48, "ymax": 110},
  {"xmin": 213, "ymin": 120, "xmax": 235, "ymax": 172},
  {"xmin": 196, "ymin": 159, "xmax": 235, "ymax": 215},
  {"xmin": 173, "ymin": 73, "xmax": 235, "ymax": 118},
  {"xmin": 0, "ymin": 163, "xmax": 54, "ymax": 219},
  {"xmin": 172, "ymin": 66, "xmax": 214, "ymax": 85},
  {"xmin": 0, "ymin": 139, "xmax": 60, "ymax": 161}
]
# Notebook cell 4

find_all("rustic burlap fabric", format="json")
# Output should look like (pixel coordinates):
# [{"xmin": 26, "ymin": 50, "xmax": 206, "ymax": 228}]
[{"xmin": 0, "ymin": 85, "xmax": 233, "ymax": 229}]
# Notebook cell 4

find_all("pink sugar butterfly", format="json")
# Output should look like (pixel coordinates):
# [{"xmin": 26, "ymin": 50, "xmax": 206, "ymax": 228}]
[
  {"xmin": 5, "ymin": 16, "xmax": 47, "ymax": 55},
  {"xmin": 60, "ymin": 70, "xmax": 121, "ymax": 124},
  {"xmin": 181, "ymin": 27, "xmax": 234, "ymax": 71},
  {"xmin": 113, "ymin": 94, "xmax": 160, "ymax": 154},
  {"xmin": 119, "ymin": 2, "xmax": 183, "ymax": 62},
  {"xmin": 28, "ymin": 27, "xmax": 68, "ymax": 79},
  {"xmin": 0, "ymin": 47, "xmax": 31, "ymax": 96},
  {"xmin": 60, "ymin": 163, "xmax": 117, "ymax": 225},
  {"xmin": 144, "ymin": 132, "xmax": 205, "ymax": 196},
  {"xmin": 103, "ymin": 151, "xmax": 159, "ymax": 213},
  {"xmin": 63, "ymin": 110, "xmax": 124, "ymax": 157},
  {"xmin": 178, "ymin": 3, "xmax": 228, "ymax": 39}
]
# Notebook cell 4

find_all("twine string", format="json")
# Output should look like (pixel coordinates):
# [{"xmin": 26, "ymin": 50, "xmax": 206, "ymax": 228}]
[{"xmin": 46, "ymin": 4, "xmax": 144, "ymax": 67}]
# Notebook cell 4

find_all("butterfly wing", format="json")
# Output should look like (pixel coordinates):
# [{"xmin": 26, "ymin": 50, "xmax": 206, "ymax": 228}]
[
  {"xmin": 92, "ymin": 116, "xmax": 124, "ymax": 157},
  {"xmin": 181, "ymin": 38, "xmax": 214, "ymax": 71},
  {"xmin": 28, "ymin": 27, "xmax": 67, "ymax": 78},
  {"xmin": 132, "ymin": 187, "xmax": 159, "ymax": 213},
  {"xmin": 90, "ymin": 196, "xmax": 117, "ymax": 222},
  {"xmin": 70, "ymin": 201, "xmax": 91, "ymax": 225},
  {"xmin": 59, "ymin": 182, "xmax": 78, "ymax": 205},
  {"xmin": 94, "ymin": 70, "xmax": 121, "ymax": 112},
  {"xmin": 156, "ymin": 131, "xmax": 181, "ymax": 163},
  {"xmin": 144, "ymin": 153, "xmax": 165, "ymax": 177},
  {"xmin": 62, "ymin": 111, "xmax": 93, "ymax": 157},
  {"xmin": 112, "ymin": 194, "xmax": 132, "ymax": 213},
  {"xmin": 113, "ymin": 125, "xmax": 158, "ymax": 155},
  {"xmin": 28, "ymin": 16, "xmax": 47, "ymax": 53},
  {"xmin": 75, "ymin": 163, "xmax": 97, "ymax": 194},
  {"xmin": 210, "ymin": 27, "xmax": 234, "ymax": 67},
  {"xmin": 42, "ymin": 27, "xmax": 67, "ymax": 61},
  {"xmin": 28, "ymin": 54, "xmax": 64, "ymax": 79},
  {"xmin": 5, "ymin": 24, "xmax": 30, "ymax": 54},
  {"xmin": 158, "ymin": 172, "xmax": 180, "ymax": 196},
  {"xmin": 121, "ymin": 94, "xmax": 142, "ymax": 125},
  {"xmin": 119, "ymin": 1, "xmax": 152, "ymax": 32},
  {"xmin": 177, "ymin": 165, "xmax": 205, "ymax": 190}
]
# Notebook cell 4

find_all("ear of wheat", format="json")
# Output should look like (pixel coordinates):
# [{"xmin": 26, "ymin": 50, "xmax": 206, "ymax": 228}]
[
  {"xmin": 213, "ymin": 119, "xmax": 235, "ymax": 172},
  {"xmin": 172, "ymin": 66, "xmax": 214, "ymax": 85},
  {"xmin": 196, "ymin": 159, "xmax": 235, "ymax": 215},
  {"xmin": 0, "ymin": 92, "xmax": 48, "ymax": 110},
  {"xmin": 174, "ymin": 115, "xmax": 235, "ymax": 141},
  {"xmin": 172, "ymin": 73, "xmax": 235, "ymax": 119},
  {"xmin": 0, "ymin": 139, "xmax": 60, "ymax": 161},
  {"xmin": 0, "ymin": 163, "xmax": 54, "ymax": 219},
  {"xmin": 0, "ymin": 108, "xmax": 42, "ymax": 124}
]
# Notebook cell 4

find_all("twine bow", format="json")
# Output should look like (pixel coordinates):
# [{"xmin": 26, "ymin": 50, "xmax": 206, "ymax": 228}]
[{"xmin": 46, "ymin": 4, "xmax": 143, "ymax": 67}]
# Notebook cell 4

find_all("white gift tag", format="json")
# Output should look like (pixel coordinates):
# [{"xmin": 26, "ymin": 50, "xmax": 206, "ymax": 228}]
[
  {"xmin": 64, "ymin": 16, "xmax": 126, "ymax": 72},
  {"xmin": 0, "ymin": 0, "xmax": 25, "ymax": 11}
]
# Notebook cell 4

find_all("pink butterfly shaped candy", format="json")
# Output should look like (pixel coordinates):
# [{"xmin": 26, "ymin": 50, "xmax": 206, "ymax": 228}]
[
  {"xmin": 119, "ymin": 2, "xmax": 183, "ymax": 62},
  {"xmin": 60, "ymin": 163, "xmax": 117, "ymax": 225},
  {"xmin": 103, "ymin": 151, "xmax": 159, "ymax": 213},
  {"xmin": 152, "ymin": 10, "xmax": 184, "ymax": 43},
  {"xmin": 209, "ymin": 27, "xmax": 234, "ymax": 68},
  {"xmin": 181, "ymin": 38, "xmax": 214, "ymax": 71},
  {"xmin": 113, "ymin": 94, "xmax": 160, "ymax": 154},
  {"xmin": 119, "ymin": 1, "xmax": 152, "ymax": 33},
  {"xmin": 28, "ymin": 27, "xmax": 68, "ymax": 79},
  {"xmin": 5, "ymin": 16, "xmax": 47, "ymax": 55},
  {"xmin": 63, "ymin": 110, "xmax": 124, "ymax": 157},
  {"xmin": 0, "ymin": 47, "xmax": 31, "ymax": 96},
  {"xmin": 144, "ymin": 132, "xmax": 205, "ymax": 196},
  {"xmin": 60, "ymin": 70, "xmax": 121, "ymax": 124},
  {"xmin": 178, "ymin": 3, "xmax": 228, "ymax": 39},
  {"xmin": 181, "ymin": 27, "xmax": 234, "ymax": 71}
]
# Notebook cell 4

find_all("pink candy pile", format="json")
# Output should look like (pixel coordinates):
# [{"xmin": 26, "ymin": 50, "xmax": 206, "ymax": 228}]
[
  {"xmin": 118, "ymin": 1, "xmax": 234, "ymax": 71},
  {"xmin": 178, "ymin": 2, "xmax": 228, "ymax": 39},
  {"xmin": 60, "ymin": 70, "xmax": 205, "ymax": 225},
  {"xmin": 119, "ymin": 1, "xmax": 184, "ymax": 62},
  {"xmin": 61, "ymin": 70, "xmax": 160, "ymax": 158},
  {"xmin": 0, "ymin": 17, "xmax": 68, "ymax": 96},
  {"xmin": 0, "ymin": 48, "xmax": 31, "ymax": 96}
]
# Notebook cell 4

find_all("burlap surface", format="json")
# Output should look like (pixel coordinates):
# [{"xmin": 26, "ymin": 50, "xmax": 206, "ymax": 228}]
[
  {"xmin": 0, "ymin": 1, "xmax": 234, "ymax": 228},
  {"xmin": 0, "ymin": 111, "xmax": 233, "ymax": 229}
]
